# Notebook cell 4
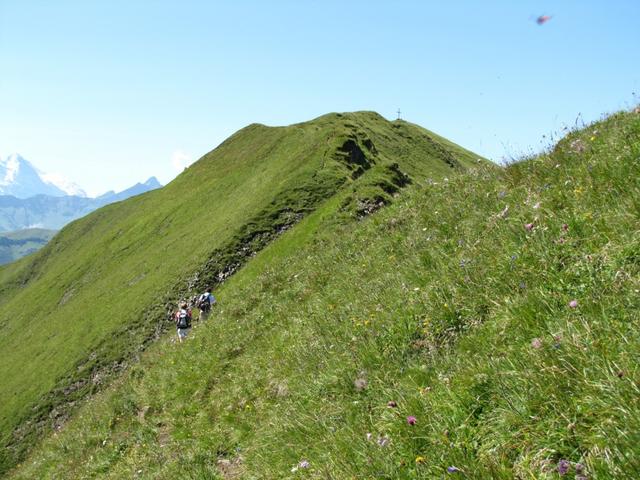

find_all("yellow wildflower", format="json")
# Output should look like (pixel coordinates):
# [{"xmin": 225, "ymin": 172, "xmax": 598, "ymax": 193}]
[{"xmin": 419, "ymin": 386, "xmax": 432, "ymax": 396}]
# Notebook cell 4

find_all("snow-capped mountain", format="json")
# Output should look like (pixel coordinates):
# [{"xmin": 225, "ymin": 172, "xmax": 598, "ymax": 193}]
[
  {"xmin": 39, "ymin": 172, "xmax": 87, "ymax": 197},
  {"xmin": 0, "ymin": 153, "xmax": 87, "ymax": 198}
]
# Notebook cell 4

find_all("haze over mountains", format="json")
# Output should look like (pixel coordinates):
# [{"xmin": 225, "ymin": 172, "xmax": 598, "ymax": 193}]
[
  {"xmin": 0, "ymin": 153, "xmax": 162, "ymax": 263},
  {"xmin": 0, "ymin": 153, "xmax": 162, "ymax": 232},
  {"xmin": 0, "ymin": 228, "xmax": 56, "ymax": 265}
]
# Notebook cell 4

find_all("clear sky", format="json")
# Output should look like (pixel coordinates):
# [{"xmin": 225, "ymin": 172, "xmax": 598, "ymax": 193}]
[{"xmin": 1, "ymin": 1, "xmax": 638, "ymax": 196}]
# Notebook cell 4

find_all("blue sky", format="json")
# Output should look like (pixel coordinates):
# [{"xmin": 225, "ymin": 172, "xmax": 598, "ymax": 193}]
[{"xmin": 1, "ymin": 1, "xmax": 638, "ymax": 196}]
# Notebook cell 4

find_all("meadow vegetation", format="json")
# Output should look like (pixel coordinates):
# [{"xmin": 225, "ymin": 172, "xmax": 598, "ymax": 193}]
[
  {"xmin": 0, "ymin": 112, "xmax": 479, "ymax": 474},
  {"xmin": 6, "ymin": 109, "xmax": 639, "ymax": 478}
]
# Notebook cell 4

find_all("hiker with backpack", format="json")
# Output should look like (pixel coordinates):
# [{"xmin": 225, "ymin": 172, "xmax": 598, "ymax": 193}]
[
  {"xmin": 196, "ymin": 287, "xmax": 216, "ymax": 321},
  {"xmin": 175, "ymin": 302, "xmax": 192, "ymax": 343}
]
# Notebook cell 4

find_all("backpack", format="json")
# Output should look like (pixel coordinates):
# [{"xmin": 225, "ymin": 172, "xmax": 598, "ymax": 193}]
[
  {"xmin": 177, "ymin": 309, "xmax": 191, "ymax": 329},
  {"xmin": 198, "ymin": 293, "xmax": 212, "ymax": 312}
]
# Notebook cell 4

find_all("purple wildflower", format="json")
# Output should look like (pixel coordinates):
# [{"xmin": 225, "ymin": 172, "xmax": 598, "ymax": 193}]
[
  {"xmin": 407, "ymin": 416, "xmax": 417, "ymax": 426},
  {"xmin": 525, "ymin": 222, "xmax": 534, "ymax": 231},
  {"xmin": 557, "ymin": 459, "xmax": 570, "ymax": 475},
  {"xmin": 552, "ymin": 334, "xmax": 562, "ymax": 349},
  {"xmin": 298, "ymin": 460, "xmax": 310, "ymax": 469},
  {"xmin": 447, "ymin": 466, "xmax": 461, "ymax": 473},
  {"xmin": 569, "ymin": 300, "xmax": 578, "ymax": 308},
  {"xmin": 562, "ymin": 223, "xmax": 569, "ymax": 231},
  {"xmin": 531, "ymin": 338, "xmax": 543, "ymax": 349},
  {"xmin": 575, "ymin": 463, "xmax": 585, "ymax": 474}
]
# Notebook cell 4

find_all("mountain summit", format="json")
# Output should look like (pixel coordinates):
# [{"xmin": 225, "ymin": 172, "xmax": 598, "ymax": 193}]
[{"xmin": 0, "ymin": 153, "xmax": 86, "ymax": 198}]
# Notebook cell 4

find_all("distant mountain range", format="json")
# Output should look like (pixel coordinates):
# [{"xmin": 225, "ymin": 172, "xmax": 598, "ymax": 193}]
[
  {"xmin": 96, "ymin": 176, "xmax": 162, "ymax": 204},
  {"xmin": 0, "ymin": 154, "xmax": 162, "ymax": 232}
]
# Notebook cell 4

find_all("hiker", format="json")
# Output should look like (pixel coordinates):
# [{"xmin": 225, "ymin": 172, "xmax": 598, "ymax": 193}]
[
  {"xmin": 196, "ymin": 287, "xmax": 216, "ymax": 321},
  {"xmin": 175, "ymin": 302, "xmax": 192, "ymax": 343}
]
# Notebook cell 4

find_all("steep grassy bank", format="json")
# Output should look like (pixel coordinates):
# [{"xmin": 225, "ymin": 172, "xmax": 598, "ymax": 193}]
[
  {"xmin": 0, "ymin": 112, "xmax": 480, "ymax": 472},
  {"xmin": 9, "ymin": 110, "xmax": 639, "ymax": 479}
]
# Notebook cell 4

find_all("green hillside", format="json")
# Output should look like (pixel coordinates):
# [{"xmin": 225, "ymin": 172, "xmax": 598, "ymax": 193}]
[
  {"xmin": 0, "ymin": 229, "xmax": 56, "ymax": 265},
  {"xmin": 0, "ymin": 112, "xmax": 482, "ymax": 473},
  {"xmin": 6, "ymin": 109, "xmax": 639, "ymax": 479}
]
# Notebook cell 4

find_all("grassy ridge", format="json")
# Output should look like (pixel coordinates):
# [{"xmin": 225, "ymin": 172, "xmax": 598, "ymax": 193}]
[
  {"xmin": 8, "ymin": 110, "xmax": 639, "ymax": 478},
  {"xmin": 0, "ymin": 112, "xmax": 479, "ymax": 472}
]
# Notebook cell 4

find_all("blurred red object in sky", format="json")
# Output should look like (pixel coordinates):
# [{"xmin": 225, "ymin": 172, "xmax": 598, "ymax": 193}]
[{"xmin": 537, "ymin": 15, "xmax": 552, "ymax": 25}]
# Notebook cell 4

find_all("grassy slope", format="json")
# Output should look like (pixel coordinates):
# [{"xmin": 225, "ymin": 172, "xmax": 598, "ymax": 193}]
[
  {"xmin": 0, "ymin": 112, "xmax": 480, "ymax": 472},
  {"xmin": 7, "ymin": 110, "xmax": 638, "ymax": 479},
  {"xmin": 0, "ymin": 229, "xmax": 56, "ymax": 265}
]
